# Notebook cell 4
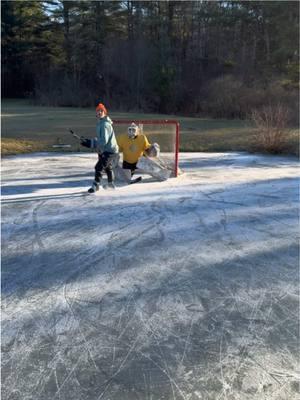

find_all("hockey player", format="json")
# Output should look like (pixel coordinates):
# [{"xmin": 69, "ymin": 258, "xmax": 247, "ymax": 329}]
[
  {"xmin": 117, "ymin": 122, "xmax": 170, "ymax": 182},
  {"xmin": 81, "ymin": 103, "xmax": 119, "ymax": 193},
  {"xmin": 117, "ymin": 123, "xmax": 159, "ymax": 181}
]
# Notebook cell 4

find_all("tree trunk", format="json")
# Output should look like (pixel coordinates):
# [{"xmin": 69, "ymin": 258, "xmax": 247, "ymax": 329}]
[{"xmin": 62, "ymin": 1, "xmax": 71, "ymax": 73}]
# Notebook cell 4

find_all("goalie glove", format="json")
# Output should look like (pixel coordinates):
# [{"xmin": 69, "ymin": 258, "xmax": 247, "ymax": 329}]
[{"xmin": 145, "ymin": 143, "xmax": 160, "ymax": 158}]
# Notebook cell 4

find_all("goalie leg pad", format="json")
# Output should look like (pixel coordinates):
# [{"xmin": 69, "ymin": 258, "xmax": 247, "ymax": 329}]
[{"xmin": 137, "ymin": 157, "xmax": 171, "ymax": 181}]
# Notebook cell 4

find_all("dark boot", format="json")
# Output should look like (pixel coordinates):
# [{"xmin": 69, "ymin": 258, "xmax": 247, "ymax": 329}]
[{"xmin": 88, "ymin": 181, "xmax": 100, "ymax": 193}]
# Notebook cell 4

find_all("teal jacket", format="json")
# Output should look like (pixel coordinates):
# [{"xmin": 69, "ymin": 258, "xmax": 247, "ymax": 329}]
[{"xmin": 96, "ymin": 116, "xmax": 119, "ymax": 154}]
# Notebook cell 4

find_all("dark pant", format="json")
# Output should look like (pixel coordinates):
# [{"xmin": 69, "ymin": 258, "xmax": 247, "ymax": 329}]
[
  {"xmin": 123, "ymin": 160, "xmax": 137, "ymax": 177},
  {"xmin": 95, "ymin": 152, "xmax": 119, "ymax": 183}
]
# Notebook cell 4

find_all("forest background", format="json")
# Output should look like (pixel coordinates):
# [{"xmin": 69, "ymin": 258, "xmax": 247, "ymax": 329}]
[{"xmin": 2, "ymin": 0, "xmax": 299, "ymax": 121}]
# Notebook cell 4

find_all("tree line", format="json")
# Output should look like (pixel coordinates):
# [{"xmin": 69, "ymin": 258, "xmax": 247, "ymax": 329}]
[{"xmin": 2, "ymin": 1, "xmax": 299, "ymax": 118}]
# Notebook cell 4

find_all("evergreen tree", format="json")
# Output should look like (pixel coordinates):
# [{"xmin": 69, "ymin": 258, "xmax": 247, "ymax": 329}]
[{"xmin": 2, "ymin": 0, "xmax": 299, "ymax": 114}]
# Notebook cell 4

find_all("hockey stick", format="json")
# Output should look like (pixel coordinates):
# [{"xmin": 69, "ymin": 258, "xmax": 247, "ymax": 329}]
[{"xmin": 69, "ymin": 129, "xmax": 84, "ymax": 140}]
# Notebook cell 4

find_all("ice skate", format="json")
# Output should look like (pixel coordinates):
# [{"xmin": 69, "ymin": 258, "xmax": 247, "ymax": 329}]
[
  {"xmin": 130, "ymin": 176, "xmax": 142, "ymax": 184},
  {"xmin": 87, "ymin": 181, "xmax": 100, "ymax": 193}
]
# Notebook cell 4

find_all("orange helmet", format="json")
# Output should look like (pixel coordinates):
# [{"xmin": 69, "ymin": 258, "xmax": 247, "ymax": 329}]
[{"xmin": 96, "ymin": 103, "xmax": 107, "ymax": 114}]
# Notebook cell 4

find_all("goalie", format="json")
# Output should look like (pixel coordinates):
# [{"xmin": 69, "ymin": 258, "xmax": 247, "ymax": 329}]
[{"xmin": 117, "ymin": 123, "xmax": 170, "ymax": 182}]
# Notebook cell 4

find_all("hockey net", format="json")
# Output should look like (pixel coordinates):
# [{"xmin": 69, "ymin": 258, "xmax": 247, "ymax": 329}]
[{"xmin": 113, "ymin": 120, "xmax": 179, "ymax": 177}]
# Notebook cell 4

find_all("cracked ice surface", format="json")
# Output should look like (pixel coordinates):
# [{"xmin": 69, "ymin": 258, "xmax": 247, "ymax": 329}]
[{"xmin": 1, "ymin": 152, "xmax": 299, "ymax": 400}]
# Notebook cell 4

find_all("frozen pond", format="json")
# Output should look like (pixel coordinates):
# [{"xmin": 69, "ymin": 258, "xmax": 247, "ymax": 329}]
[{"xmin": 1, "ymin": 152, "xmax": 299, "ymax": 400}]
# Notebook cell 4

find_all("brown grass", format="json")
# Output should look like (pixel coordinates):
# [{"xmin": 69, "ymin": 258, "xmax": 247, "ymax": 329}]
[
  {"xmin": 2, "ymin": 99, "xmax": 298, "ymax": 156},
  {"xmin": 1, "ymin": 138, "xmax": 51, "ymax": 155},
  {"xmin": 250, "ymin": 105, "xmax": 295, "ymax": 154}
]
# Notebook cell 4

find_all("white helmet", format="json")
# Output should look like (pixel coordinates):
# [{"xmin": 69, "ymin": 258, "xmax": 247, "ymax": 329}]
[{"xmin": 128, "ymin": 122, "xmax": 139, "ymax": 139}]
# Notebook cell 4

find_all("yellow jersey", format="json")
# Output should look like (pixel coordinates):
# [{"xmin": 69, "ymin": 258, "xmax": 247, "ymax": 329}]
[{"xmin": 117, "ymin": 134, "xmax": 150, "ymax": 164}]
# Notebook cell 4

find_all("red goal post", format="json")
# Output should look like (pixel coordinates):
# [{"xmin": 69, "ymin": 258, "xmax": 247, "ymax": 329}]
[{"xmin": 113, "ymin": 119, "xmax": 180, "ymax": 177}]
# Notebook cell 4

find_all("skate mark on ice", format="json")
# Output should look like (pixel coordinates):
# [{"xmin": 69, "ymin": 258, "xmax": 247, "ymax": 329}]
[
  {"xmin": 2, "ymin": 192, "xmax": 89, "ymax": 205},
  {"xmin": 96, "ymin": 335, "xmax": 141, "ymax": 400},
  {"xmin": 63, "ymin": 283, "xmax": 101, "ymax": 374},
  {"xmin": 179, "ymin": 315, "xmax": 195, "ymax": 367},
  {"xmin": 132, "ymin": 296, "xmax": 190, "ymax": 399},
  {"xmin": 32, "ymin": 201, "xmax": 46, "ymax": 251},
  {"xmin": 53, "ymin": 356, "xmax": 83, "ymax": 399},
  {"xmin": 217, "ymin": 329, "xmax": 231, "ymax": 400}
]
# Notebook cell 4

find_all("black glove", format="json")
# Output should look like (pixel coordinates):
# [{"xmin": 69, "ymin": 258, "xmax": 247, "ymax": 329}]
[{"xmin": 80, "ymin": 138, "xmax": 92, "ymax": 148}]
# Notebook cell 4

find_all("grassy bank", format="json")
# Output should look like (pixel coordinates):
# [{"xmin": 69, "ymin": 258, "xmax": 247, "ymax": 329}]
[{"xmin": 2, "ymin": 99, "xmax": 298, "ymax": 156}]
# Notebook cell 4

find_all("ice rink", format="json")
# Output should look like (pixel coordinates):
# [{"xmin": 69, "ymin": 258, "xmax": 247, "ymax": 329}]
[{"xmin": 2, "ymin": 152, "xmax": 299, "ymax": 400}]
